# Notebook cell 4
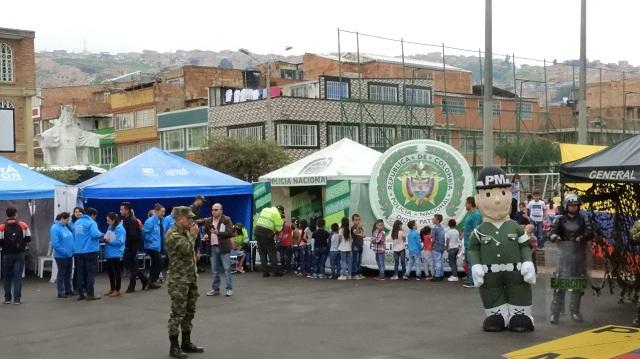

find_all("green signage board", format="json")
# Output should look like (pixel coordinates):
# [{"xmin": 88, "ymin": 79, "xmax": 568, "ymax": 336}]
[
  {"xmin": 324, "ymin": 180, "xmax": 351, "ymax": 228},
  {"xmin": 253, "ymin": 182, "xmax": 272, "ymax": 214}
]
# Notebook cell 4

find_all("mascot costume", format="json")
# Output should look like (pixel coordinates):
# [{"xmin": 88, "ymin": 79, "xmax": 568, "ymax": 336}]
[{"xmin": 468, "ymin": 166, "xmax": 536, "ymax": 332}]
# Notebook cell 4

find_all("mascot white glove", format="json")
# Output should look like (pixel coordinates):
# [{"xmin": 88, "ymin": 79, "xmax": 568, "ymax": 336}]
[
  {"xmin": 471, "ymin": 264, "xmax": 485, "ymax": 287},
  {"xmin": 520, "ymin": 261, "xmax": 536, "ymax": 285}
]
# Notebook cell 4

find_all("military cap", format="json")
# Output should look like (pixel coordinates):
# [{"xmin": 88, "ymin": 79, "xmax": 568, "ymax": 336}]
[
  {"xmin": 195, "ymin": 195, "xmax": 207, "ymax": 202},
  {"xmin": 173, "ymin": 206, "xmax": 196, "ymax": 219},
  {"xmin": 476, "ymin": 166, "xmax": 511, "ymax": 189}
]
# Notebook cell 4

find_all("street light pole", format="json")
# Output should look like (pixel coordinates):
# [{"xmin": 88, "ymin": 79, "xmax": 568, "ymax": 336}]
[
  {"xmin": 482, "ymin": 0, "xmax": 493, "ymax": 167},
  {"xmin": 578, "ymin": 0, "xmax": 588, "ymax": 144}
]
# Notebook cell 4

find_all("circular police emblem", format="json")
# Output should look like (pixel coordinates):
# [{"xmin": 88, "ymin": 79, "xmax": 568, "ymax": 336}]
[
  {"xmin": 299, "ymin": 157, "xmax": 332, "ymax": 175},
  {"xmin": 369, "ymin": 140, "xmax": 474, "ymax": 228}
]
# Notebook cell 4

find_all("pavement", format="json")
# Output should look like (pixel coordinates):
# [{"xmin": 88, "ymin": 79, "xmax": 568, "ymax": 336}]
[{"xmin": 0, "ymin": 270, "xmax": 635, "ymax": 359}]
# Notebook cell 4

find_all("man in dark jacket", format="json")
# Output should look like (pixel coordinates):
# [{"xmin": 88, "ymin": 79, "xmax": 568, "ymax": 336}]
[
  {"xmin": 0, "ymin": 207, "xmax": 31, "ymax": 304},
  {"xmin": 203, "ymin": 203, "xmax": 234, "ymax": 297},
  {"xmin": 120, "ymin": 202, "xmax": 148, "ymax": 292}
]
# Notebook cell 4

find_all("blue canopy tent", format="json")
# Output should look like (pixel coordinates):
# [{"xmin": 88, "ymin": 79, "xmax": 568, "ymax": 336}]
[
  {"xmin": 0, "ymin": 156, "xmax": 63, "ymax": 270},
  {"xmin": 77, "ymin": 148, "xmax": 253, "ymax": 233}
]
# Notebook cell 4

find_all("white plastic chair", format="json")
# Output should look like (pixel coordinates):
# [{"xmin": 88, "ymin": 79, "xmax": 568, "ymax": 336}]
[{"xmin": 37, "ymin": 242, "xmax": 56, "ymax": 282}]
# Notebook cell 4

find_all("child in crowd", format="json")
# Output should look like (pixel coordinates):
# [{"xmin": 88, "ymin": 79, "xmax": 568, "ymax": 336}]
[
  {"xmin": 278, "ymin": 215, "xmax": 293, "ymax": 273},
  {"xmin": 292, "ymin": 219, "xmax": 302, "ymax": 275},
  {"xmin": 391, "ymin": 220, "xmax": 407, "ymax": 280},
  {"xmin": 525, "ymin": 223, "xmax": 538, "ymax": 272},
  {"xmin": 405, "ymin": 220, "xmax": 422, "ymax": 280},
  {"xmin": 420, "ymin": 226, "xmax": 434, "ymax": 278},
  {"xmin": 527, "ymin": 191, "xmax": 547, "ymax": 248},
  {"xmin": 444, "ymin": 219, "xmax": 461, "ymax": 282},
  {"xmin": 311, "ymin": 218, "xmax": 329, "ymax": 279},
  {"xmin": 305, "ymin": 217, "xmax": 317, "ymax": 276},
  {"xmin": 350, "ymin": 214, "xmax": 365, "ymax": 280},
  {"xmin": 296, "ymin": 219, "xmax": 308, "ymax": 276},
  {"xmin": 232, "ymin": 223, "xmax": 248, "ymax": 273},
  {"xmin": 338, "ymin": 217, "xmax": 352, "ymax": 280},
  {"xmin": 329, "ymin": 223, "xmax": 341, "ymax": 279},
  {"xmin": 371, "ymin": 219, "xmax": 387, "ymax": 281},
  {"xmin": 431, "ymin": 214, "xmax": 445, "ymax": 282},
  {"xmin": 515, "ymin": 202, "xmax": 530, "ymax": 225}
]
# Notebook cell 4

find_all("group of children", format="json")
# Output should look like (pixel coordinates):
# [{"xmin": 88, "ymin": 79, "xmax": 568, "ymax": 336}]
[{"xmin": 275, "ymin": 212, "xmax": 466, "ymax": 282}]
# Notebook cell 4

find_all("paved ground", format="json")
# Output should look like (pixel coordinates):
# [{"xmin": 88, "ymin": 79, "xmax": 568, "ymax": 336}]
[{"xmin": 0, "ymin": 270, "xmax": 635, "ymax": 359}]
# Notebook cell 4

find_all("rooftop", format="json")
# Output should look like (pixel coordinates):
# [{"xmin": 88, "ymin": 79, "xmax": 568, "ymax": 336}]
[
  {"xmin": 0, "ymin": 27, "xmax": 35, "ymax": 39},
  {"xmin": 311, "ymin": 52, "xmax": 469, "ymax": 72}
]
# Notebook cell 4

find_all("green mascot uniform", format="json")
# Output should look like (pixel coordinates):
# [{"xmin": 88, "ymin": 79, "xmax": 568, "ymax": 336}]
[{"xmin": 468, "ymin": 166, "xmax": 536, "ymax": 332}]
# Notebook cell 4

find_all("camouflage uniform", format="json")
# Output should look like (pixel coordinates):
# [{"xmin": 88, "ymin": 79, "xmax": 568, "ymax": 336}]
[{"xmin": 166, "ymin": 225, "xmax": 198, "ymax": 337}]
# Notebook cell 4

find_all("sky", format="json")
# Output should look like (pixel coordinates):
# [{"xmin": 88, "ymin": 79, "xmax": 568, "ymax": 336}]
[{"xmin": 5, "ymin": 0, "xmax": 639, "ymax": 65}]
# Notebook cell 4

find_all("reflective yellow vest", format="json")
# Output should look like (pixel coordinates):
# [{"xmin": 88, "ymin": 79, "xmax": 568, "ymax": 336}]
[{"xmin": 255, "ymin": 207, "xmax": 283, "ymax": 232}]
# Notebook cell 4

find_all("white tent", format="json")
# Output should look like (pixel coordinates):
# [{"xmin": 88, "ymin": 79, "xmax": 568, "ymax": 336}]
[
  {"xmin": 258, "ymin": 138, "xmax": 382, "ymax": 227},
  {"xmin": 260, "ymin": 138, "xmax": 382, "ymax": 185}
]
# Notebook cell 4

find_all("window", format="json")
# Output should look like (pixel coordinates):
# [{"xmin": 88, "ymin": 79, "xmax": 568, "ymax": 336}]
[
  {"xmin": 276, "ymin": 123, "xmax": 318, "ymax": 147},
  {"xmin": 228, "ymin": 125, "xmax": 263, "ymax": 140},
  {"xmin": 478, "ymin": 100, "xmax": 501, "ymax": 116},
  {"xmin": 461, "ymin": 132, "xmax": 483, "ymax": 153},
  {"xmin": 436, "ymin": 131, "xmax": 450, "ymax": 144},
  {"xmin": 516, "ymin": 102, "xmax": 533, "ymax": 119},
  {"xmin": 187, "ymin": 126, "xmax": 208, "ymax": 150},
  {"xmin": 0, "ymin": 99, "xmax": 13, "ymax": 108},
  {"xmin": 119, "ymin": 144, "xmax": 140, "ymax": 162},
  {"xmin": 135, "ymin": 109, "xmax": 154, "ymax": 128},
  {"xmin": 139, "ymin": 142, "xmax": 157, "ymax": 152},
  {"xmin": 167, "ymin": 77, "xmax": 184, "ymax": 85},
  {"xmin": 292, "ymin": 86, "xmax": 309, "ymax": 98},
  {"xmin": 327, "ymin": 124, "xmax": 359, "ymax": 145},
  {"xmin": 162, "ymin": 129, "xmax": 185, "ymax": 152},
  {"xmin": 405, "ymin": 86, "xmax": 432, "ymax": 105},
  {"xmin": 401, "ymin": 127, "xmax": 429, "ymax": 140},
  {"xmin": 369, "ymin": 83, "xmax": 398, "ymax": 102},
  {"xmin": 115, "ymin": 113, "xmax": 134, "ymax": 130},
  {"xmin": 367, "ymin": 126, "xmax": 396, "ymax": 148},
  {"xmin": 326, "ymin": 80, "xmax": 349, "ymax": 100},
  {"xmin": 100, "ymin": 146, "xmax": 115, "ymax": 165},
  {"xmin": 280, "ymin": 69, "xmax": 303, "ymax": 80},
  {"xmin": 1, "ymin": 43, "xmax": 13, "ymax": 82},
  {"xmin": 442, "ymin": 97, "xmax": 465, "ymax": 115}
]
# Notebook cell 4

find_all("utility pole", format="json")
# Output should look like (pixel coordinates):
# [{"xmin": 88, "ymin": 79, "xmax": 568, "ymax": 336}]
[
  {"xmin": 482, "ymin": 0, "xmax": 494, "ymax": 166},
  {"xmin": 578, "ymin": 0, "xmax": 588, "ymax": 144}
]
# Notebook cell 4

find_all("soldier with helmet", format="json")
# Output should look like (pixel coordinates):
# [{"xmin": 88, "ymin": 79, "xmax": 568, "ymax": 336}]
[
  {"xmin": 468, "ymin": 166, "xmax": 537, "ymax": 332},
  {"xmin": 548, "ymin": 193, "xmax": 594, "ymax": 324}
]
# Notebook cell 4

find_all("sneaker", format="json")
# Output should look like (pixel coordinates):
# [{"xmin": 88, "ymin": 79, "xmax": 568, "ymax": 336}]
[
  {"xmin": 337, "ymin": 275, "xmax": 346, "ymax": 281},
  {"xmin": 448, "ymin": 276, "xmax": 459, "ymax": 282},
  {"xmin": 390, "ymin": 275, "xmax": 399, "ymax": 280},
  {"xmin": 3, "ymin": 300, "xmax": 11, "ymax": 304},
  {"xmin": 318, "ymin": 274, "xmax": 325, "ymax": 279},
  {"xmin": 415, "ymin": 277, "xmax": 421, "ymax": 281},
  {"xmin": 13, "ymin": 301, "xmax": 21, "ymax": 305},
  {"xmin": 307, "ymin": 274, "xmax": 317, "ymax": 279},
  {"xmin": 347, "ymin": 276, "xmax": 352, "ymax": 280},
  {"xmin": 374, "ymin": 276, "xmax": 385, "ymax": 281},
  {"xmin": 86, "ymin": 295, "xmax": 101, "ymax": 301},
  {"xmin": 57, "ymin": 293, "xmax": 68, "ymax": 299},
  {"xmin": 402, "ymin": 276, "xmax": 409, "ymax": 280},
  {"xmin": 225, "ymin": 289, "xmax": 233, "ymax": 297},
  {"xmin": 206, "ymin": 290, "xmax": 220, "ymax": 296},
  {"xmin": 356, "ymin": 274, "xmax": 365, "ymax": 280},
  {"xmin": 462, "ymin": 281, "xmax": 475, "ymax": 288}
]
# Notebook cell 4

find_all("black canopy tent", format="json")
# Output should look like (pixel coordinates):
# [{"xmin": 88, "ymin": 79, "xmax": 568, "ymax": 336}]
[{"xmin": 560, "ymin": 135, "xmax": 640, "ymax": 326}]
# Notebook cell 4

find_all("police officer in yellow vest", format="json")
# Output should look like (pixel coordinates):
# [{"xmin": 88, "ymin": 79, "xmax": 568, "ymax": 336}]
[{"xmin": 254, "ymin": 205, "xmax": 284, "ymax": 277}]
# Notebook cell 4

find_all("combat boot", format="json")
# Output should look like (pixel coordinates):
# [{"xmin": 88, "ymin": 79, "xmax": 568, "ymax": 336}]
[
  {"xmin": 181, "ymin": 331, "xmax": 204, "ymax": 353},
  {"xmin": 569, "ymin": 291, "xmax": 584, "ymax": 323},
  {"xmin": 550, "ymin": 290, "xmax": 564, "ymax": 325},
  {"xmin": 169, "ymin": 335, "xmax": 187, "ymax": 358}
]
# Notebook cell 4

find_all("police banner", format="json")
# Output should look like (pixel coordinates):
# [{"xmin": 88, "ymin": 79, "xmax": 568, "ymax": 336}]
[
  {"xmin": 253, "ymin": 182, "xmax": 272, "ymax": 214},
  {"xmin": 324, "ymin": 180, "xmax": 350, "ymax": 227}
]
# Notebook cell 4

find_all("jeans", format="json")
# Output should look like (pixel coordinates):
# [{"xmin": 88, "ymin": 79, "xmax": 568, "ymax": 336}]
[
  {"xmin": 422, "ymin": 250, "xmax": 434, "ymax": 276},
  {"xmin": 340, "ymin": 251, "xmax": 352, "ymax": 277},
  {"xmin": 146, "ymin": 249, "xmax": 162, "ymax": 283},
  {"xmin": 393, "ymin": 250, "xmax": 406, "ymax": 277},
  {"xmin": 55, "ymin": 257, "xmax": 73, "ymax": 295},
  {"xmin": 279, "ymin": 245, "xmax": 293, "ymax": 271},
  {"xmin": 314, "ymin": 247, "xmax": 328, "ymax": 276},
  {"xmin": 375, "ymin": 252, "xmax": 386, "ymax": 278},
  {"xmin": 351, "ymin": 244, "xmax": 363, "ymax": 275},
  {"xmin": 406, "ymin": 254, "xmax": 422, "ymax": 277},
  {"xmin": 75, "ymin": 252, "xmax": 98, "ymax": 297},
  {"xmin": 293, "ymin": 246, "xmax": 301, "ymax": 271},
  {"xmin": 329, "ymin": 251, "xmax": 341, "ymax": 276},
  {"xmin": 124, "ymin": 248, "xmax": 147, "ymax": 290},
  {"xmin": 464, "ymin": 238, "xmax": 473, "ymax": 283},
  {"xmin": 2, "ymin": 252, "xmax": 24, "ymax": 302},
  {"xmin": 306, "ymin": 248, "xmax": 315, "ymax": 274},
  {"xmin": 106, "ymin": 258, "xmax": 123, "ymax": 291},
  {"xmin": 448, "ymin": 248, "xmax": 459, "ymax": 277},
  {"xmin": 533, "ymin": 221, "xmax": 545, "ymax": 248},
  {"xmin": 211, "ymin": 245, "xmax": 232, "ymax": 291},
  {"xmin": 432, "ymin": 250, "xmax": 444, "ymax": 278}
]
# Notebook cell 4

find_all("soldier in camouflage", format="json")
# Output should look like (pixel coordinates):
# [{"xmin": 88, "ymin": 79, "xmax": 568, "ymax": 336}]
[{"xmin": 166, "ymin": 206, "xmax": 205, "ymax": 358}]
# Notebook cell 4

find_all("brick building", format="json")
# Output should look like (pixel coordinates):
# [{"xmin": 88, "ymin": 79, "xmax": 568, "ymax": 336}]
[{"xmin": 0, "ymin": 27, "xmax": 36, "ymax": 165}]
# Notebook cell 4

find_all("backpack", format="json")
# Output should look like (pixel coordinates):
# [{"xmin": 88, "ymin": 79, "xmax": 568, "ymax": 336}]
[{"xmin": 2, "ymin": 221, "xmax": 26, "ymax": 252}]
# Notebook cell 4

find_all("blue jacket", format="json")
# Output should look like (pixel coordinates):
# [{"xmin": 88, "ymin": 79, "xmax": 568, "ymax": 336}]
[
  {"xmin": 50, "ymin": 221, "xmax": 74, "ymax": 258},
  {"xmin": 407, "ymin": 229, "xmax": 422, "ymax": 255},
  {"xmin": 463, "ymin": 209, "xmax": 483, "ymax": 245},
  {"xmin": 432, "ymin": 223, "xmax": 445, "ymax": 253},
  {"xmin": 104, "ymin": 224, "xmax": 126, "ymax": 259},
  {"xmin": 73, "ymin": 215, "xmax": 103, "ymax": 254},
  {"xmin": 142, "ymin": 215, "xmax": 162, "ymax": 252},
  {"xmin": 163, "ymin": 215, "xmax": 175, "ymax": 234}
]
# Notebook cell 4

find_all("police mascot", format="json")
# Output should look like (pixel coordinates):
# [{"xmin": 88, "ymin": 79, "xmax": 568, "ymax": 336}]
[
  {"xmin": 468, "ymin": 166, "xmax": 536, "ymax": 332},
  {"xmin": 548, "ymin": 193, "xmax": 594, "ymax": 324}
]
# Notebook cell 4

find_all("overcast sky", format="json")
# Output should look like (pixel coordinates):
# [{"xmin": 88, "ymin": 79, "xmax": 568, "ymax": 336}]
[{"xmin": 5, "ymin": 0, "xmax": 638, "ymax": 64}]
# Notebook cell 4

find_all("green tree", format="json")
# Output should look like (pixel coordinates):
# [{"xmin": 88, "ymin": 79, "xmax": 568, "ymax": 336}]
[
  {"xmin": 201, "ymin": 137, "xmax": 290, "ymax": 182},
  {"xmin": 495, "ymin": 138, "xmax": 560, "ymax": 173},
  {"xmin": 37, "ymin": 169, "xmax": 82, "ymax": 184}
]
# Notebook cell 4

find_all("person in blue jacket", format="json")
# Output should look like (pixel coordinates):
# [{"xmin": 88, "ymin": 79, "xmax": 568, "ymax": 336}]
[
  {"xmin": 50, "ymin": 212, "xmax": 74, "ymax": 298},
  {"xmin": 143, "ymin": 204, "xmax": 165, "ymax": 289},
  {"xmin": 73, "ymin": 207, "xmax": 103, "ymax": 300},
  {"xmin": 103, "ymin": 212, "xmax": 126, "ymax": 297}
]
